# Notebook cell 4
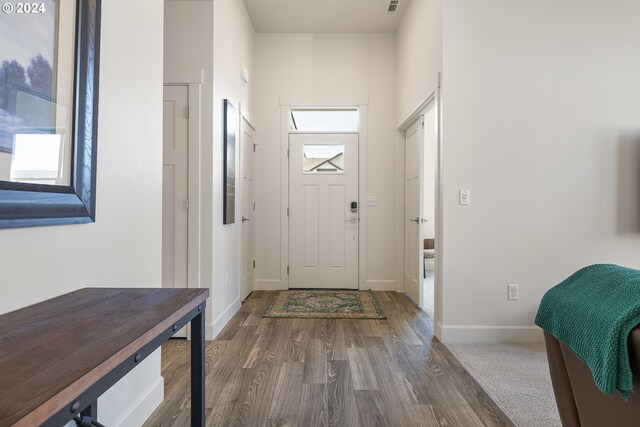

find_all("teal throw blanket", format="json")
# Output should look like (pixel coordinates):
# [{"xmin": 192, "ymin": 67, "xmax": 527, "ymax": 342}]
[{"xmin": 535, "ymin": 264, "xmax": 640, "ymax": 399}]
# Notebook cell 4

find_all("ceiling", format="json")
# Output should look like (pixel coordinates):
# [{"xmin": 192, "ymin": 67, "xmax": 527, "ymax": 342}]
[{"xmin": 242, "ymin": 0, "xmax": 411, "ymax": 33}]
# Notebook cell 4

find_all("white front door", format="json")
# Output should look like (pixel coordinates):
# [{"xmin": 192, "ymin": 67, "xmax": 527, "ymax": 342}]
[
  {"xmin": 240, "ymin": 118, "xmax": 255, "ymax": 301},
  {"xmin": 404, "ymin": 118, "xmax": 424, "ymax": 305},
  {"xmin": 162, "ymin": 85, "xmax": 189, "ymax": 337},
  {"xmin": 289, "ymin": 133, "xmax": 359, "ymax": 289}
]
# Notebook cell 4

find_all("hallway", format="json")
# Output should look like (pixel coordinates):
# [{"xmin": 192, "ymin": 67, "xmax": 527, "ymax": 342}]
[{"xmin": 145, "ymin": 291, "xmax": 514, "ymax": 426}]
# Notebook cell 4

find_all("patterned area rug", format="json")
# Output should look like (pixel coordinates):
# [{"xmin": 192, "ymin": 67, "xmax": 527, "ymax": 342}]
[{"xmin": 263, "ymin": 290, "xmax": 385, "ymax": 319}]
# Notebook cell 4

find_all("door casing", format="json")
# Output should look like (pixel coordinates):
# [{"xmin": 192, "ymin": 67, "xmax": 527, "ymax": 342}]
[
  {"xmin": 278, "ymin": 98, "xmax": 369, "ymax": 290},
  {"xmin": 397, "ymin": 78, "xmax": 443, "ymax": 340}
]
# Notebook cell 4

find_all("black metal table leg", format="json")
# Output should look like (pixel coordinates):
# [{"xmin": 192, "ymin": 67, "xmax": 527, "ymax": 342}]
[
  {"xmin": 191, "ymin": 303, "xmax": 205, "ymax": 427},
  {"xmin": 80, "ymin": 401, "xmax": 97, "ymax": 420}
]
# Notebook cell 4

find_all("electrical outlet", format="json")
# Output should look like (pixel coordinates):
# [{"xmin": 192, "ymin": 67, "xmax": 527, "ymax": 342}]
[
  {"xmin": 508, "ymin": 284, "xmax": 519, "ymax": 300},
  {"xmin": 225, "ymin": 272, "xmax": 230, "ymax": 287},
  {"xmin": 459, "ymin": 189, "xmax": 470, "ymax": 205}
]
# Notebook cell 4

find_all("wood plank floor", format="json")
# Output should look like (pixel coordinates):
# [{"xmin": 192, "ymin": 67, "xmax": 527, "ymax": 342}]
[{"xmin": 144, "ymin": 291, "xmax": 515, "ymax": 427}]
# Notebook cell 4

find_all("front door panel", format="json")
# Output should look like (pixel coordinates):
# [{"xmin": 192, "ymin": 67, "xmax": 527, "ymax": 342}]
[{"xmin": 289, "ymin": 134, "xmax": 358, "ymax": 289}]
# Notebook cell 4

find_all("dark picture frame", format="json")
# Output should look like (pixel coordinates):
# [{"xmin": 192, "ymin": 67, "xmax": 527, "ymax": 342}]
[
  {"xmin": 0, "ymin": 0, "xmax": 101, "ymax": 229},
  {"xmin": 223, "ymin": 99, "xmax": 236, "ymax": 225}
]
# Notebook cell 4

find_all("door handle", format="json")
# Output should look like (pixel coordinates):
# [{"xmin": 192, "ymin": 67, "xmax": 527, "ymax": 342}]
[
  {"xmin": 345, "ymin": 217, "xmax": 358, "ymax": 223},
  {"xmin": 409, "ymin": 217, "xmax": 420, "ymax": 223},
  {"xmin": 242, "ymin": 216, "xmax": 251, "ymax": 223}
]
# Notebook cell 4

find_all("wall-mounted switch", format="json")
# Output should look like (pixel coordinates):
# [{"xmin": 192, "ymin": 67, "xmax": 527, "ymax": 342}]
[
  {"xmin": 459, "ymin": 189, "xmax": 470, "ymax": 205},
  {"xmin": 367, "ymin": 196, "xmax": 377, "ymax": 206}
]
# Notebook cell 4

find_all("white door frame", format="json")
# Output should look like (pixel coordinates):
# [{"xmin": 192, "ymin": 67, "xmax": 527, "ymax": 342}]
[
  {"xmin": 163, "ymin": 83, "xmax": 202, "ymax": 295},
  {"xmin": 398, "ymin": 77, "xmax": 444, "ymax": 340},
  {"xmin": 279, "ymin": 96, "xmax": 369, "ymax": 289}
]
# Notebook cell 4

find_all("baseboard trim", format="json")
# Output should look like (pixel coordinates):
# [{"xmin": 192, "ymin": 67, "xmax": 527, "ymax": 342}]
[
  {"xmin": 254, "ymin": 279, "xmax": 286, "ymax": 291},
  {"xmin": 205, "ymin": 325, "xmax": 214, "ymax": 341},
  {"xmin": 110, "ymin": 376, "xmax": 164, "ymax": 427},
  {"xmin": 440, "ymin": 325, "xmax": 543, "ymax": 344},
  {"xmin": 435, "ymin": 321, "xmax": 443, "ymax": 341},
  {"xmin": 364, "ymin": 280, "xmax": 397, "ymax": 291},
  {"xmin": 206, "ymin": 299, "xmax": 242, "ymax": 340}
]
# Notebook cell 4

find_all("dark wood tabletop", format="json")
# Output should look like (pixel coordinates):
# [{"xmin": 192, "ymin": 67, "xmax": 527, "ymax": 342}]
[{"xmin": 0, "ymin": 287, "xmax": 209, "ymax": 427}]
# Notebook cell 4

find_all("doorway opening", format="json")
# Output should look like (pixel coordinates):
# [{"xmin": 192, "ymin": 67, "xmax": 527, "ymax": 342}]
[
  {"xmin": 421, "ymin": 106, "xmax": 438, "ymax": 317},
  {"xmin": 282, "ymin": 104, "xmax": 367, "ymax": 290},
  {"xmin": 401, "ymin": 87, "xmax": 441, "ymax": 322},
  {"xmin": 288, "ymin": 132, "xmax": 359, "ymax": 289}
]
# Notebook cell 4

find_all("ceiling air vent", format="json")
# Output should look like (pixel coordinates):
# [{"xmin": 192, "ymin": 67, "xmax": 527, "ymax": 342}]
[{"xmin": 385, "ymin": 0, "xmax": 401, "ymax": 16}]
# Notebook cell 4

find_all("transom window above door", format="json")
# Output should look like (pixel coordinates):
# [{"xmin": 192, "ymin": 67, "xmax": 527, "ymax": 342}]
[{"xmin": 290, "ymin": 108, "xmax": 359, "ymax": 132}]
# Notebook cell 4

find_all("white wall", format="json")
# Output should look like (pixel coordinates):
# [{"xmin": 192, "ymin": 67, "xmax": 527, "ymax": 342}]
[
  {"xmin": 253, "ymin": 33, "xmax": 398, "ymax": 290},
  {"xmin": 396, "ymin": 0, "xmax": 443, "ymax": 308},
  {"xmin": 164, "ymin": 0, "xmax": 216, "ymax": 336},
  {"xmin": 164, "ymin": 0, "xmax": 255, "ymax": 339},
  {"xmin": 0, "ymin": 0, "xmax": 165, "ymax": 424},
  {"xmin": 211, "ymin": 0, "xmax": 255, "ymax": 336},
  {"xmin": 164, "ymin": 1, "xmax": 213, "ymax": 86},
  {"xmin": 440, "ymin": 0, "xmax": 640, "ymax": 343},
  {"xmin": 396, "ymin": 0, "xmax": 442, "ymax": 125}
]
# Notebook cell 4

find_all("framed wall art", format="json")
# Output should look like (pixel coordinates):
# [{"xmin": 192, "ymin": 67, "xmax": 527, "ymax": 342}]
[
  {"xmin": 223, "ymin": 99, "xmax": 236, "ymax": 225},
  {"xmin": 0, "ymin": 0, "xmax": 101, "ymax": 229}
]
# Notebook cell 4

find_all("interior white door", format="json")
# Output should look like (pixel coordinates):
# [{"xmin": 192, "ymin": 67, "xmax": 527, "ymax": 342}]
[
  {"xmin": 240, "ymin": 118, "xmax": 255, "ymax": 301},
  {"xmin": 162, "ymin": 85, "xmax": 189, "ymax": 337},
  {"xmin": 404, "ymin": 118, "xmax": 424, "ymax": 305},
  {"xmin": 289, "ymin": 133, "xmax": 359, "ymax": 289}
]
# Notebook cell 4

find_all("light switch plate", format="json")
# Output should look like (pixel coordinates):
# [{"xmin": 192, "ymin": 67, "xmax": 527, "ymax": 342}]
[
  {"xmin": 459, "ymin": 189, "xmax": 470, "ymax": 205},
  {"xmin": 367, "ymin": 196, "xmax": 377, "ymax": 206}
]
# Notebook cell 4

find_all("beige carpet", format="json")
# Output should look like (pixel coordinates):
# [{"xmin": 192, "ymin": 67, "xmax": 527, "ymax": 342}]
[{"xmin": 446, "ymin": 344, "xmax": 561, "ymax": 427}]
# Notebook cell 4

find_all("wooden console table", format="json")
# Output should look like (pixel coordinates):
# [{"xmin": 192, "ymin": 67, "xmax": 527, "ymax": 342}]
[{"xmin": 0, "ymin": 288, "xmax": 209, "ymax": 427}]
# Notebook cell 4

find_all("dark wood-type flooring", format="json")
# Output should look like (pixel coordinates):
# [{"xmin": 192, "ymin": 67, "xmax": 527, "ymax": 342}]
[{"xmin": 144, "ymin": 291, "xmax": 515, "ymax": 426}]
